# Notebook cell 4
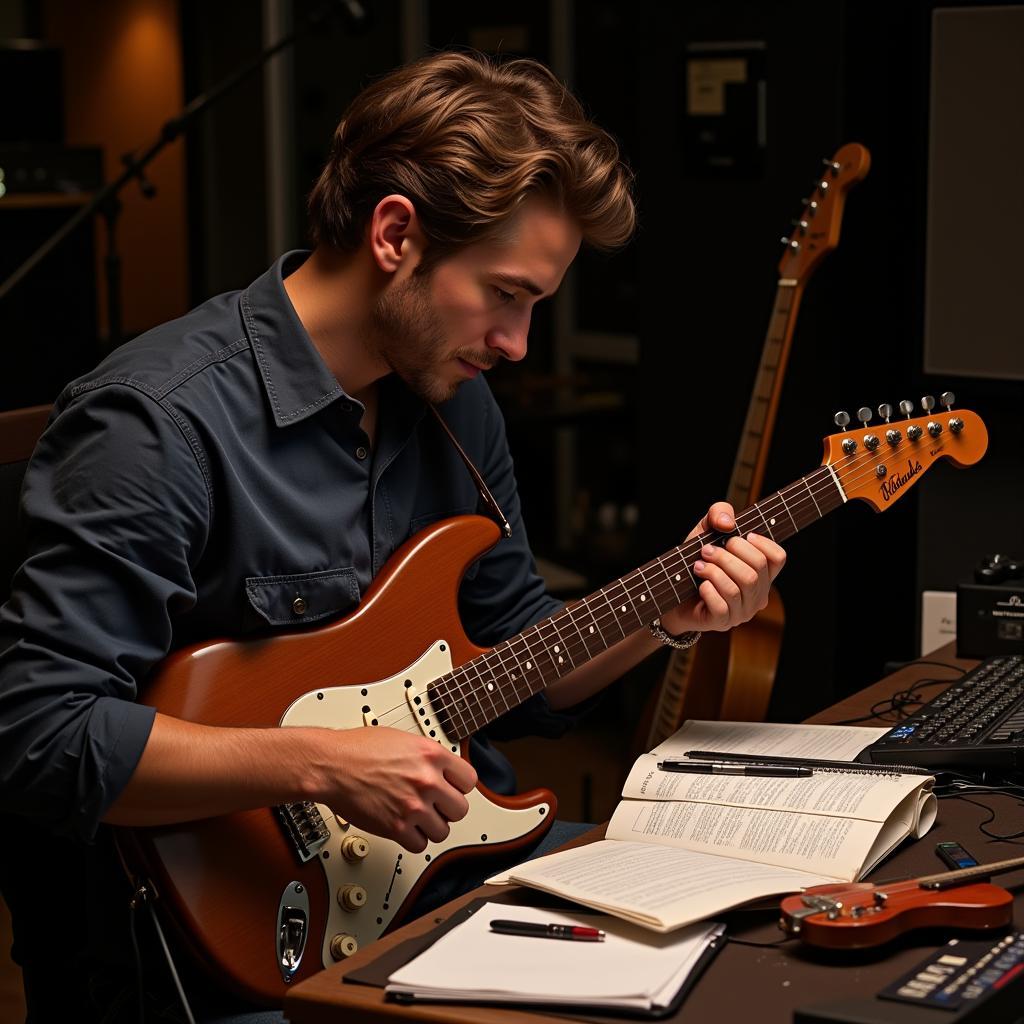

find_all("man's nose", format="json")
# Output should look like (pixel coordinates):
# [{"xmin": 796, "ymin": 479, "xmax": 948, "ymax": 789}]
[{"xmin": 486, "ymin": 311, "xmax": 531, "ymax": 363}]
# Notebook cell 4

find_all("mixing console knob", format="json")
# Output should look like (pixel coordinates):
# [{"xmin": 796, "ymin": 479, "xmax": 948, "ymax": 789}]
[
  {"xmin": 337, "ymin": 884, "xmax": 368, "ymax": 912},
  {"xmin": 340, "ymin": 835, "xmax": 370, "ymax": 861},
  {"xmin": 329, "ymin": 933, "xmax": 359, "ymax": 960}
]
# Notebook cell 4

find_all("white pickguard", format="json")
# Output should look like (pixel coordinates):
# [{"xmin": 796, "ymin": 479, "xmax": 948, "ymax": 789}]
[{"xmin": 279, "ymin": 640, "xmax": 552, "ymax": 967}]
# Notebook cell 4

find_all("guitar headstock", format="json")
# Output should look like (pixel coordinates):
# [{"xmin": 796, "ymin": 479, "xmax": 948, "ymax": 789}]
[
  {"xmin": 778, "ymin": 142, "xmax": 871, "ymax": 282},
  {"xmin": 823, "ymin": 395, "xmax": 988, "ymax": 511}
]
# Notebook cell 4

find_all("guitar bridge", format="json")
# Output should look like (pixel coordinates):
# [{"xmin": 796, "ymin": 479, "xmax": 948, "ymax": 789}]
[{"xmin": 276, "ymin": 801, "xmax": 331, "ymax": 863}]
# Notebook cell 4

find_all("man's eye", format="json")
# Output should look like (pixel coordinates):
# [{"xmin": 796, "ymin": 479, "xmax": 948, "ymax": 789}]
[{"xmin": 494, "ymin": 287, "xmax": 515, "ymax": 304}]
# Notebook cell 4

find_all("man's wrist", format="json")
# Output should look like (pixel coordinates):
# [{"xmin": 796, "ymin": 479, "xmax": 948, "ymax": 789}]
[{"xmin": 649, "ymin": 618, "xmax": 702, "ymax": 650}]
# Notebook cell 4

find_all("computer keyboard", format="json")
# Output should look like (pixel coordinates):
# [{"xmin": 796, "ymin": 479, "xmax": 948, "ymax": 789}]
[{"xmin": 859, "ymin": 655, "xmax": 1024, "ymax": 771}]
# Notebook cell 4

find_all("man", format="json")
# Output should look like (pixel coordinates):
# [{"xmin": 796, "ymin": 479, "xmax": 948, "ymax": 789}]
[{"xmin": 0, "ymin": 52, "xmax": 784, "ymax": 1021}]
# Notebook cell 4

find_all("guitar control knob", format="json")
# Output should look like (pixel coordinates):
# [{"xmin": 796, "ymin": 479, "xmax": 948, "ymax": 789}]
[
  {"xmin": 857, "ymin": 407, "xmax": 872, "ymax": 427},
  {"xmin": 337, "ymin": 884, "xmax": 368, "ymax": 912},
  {"xmin": 928, "ymin": 421, "xmax": 943, "ymax": 437},
  {"xmin": 340, "ymin": 835, "xmax": 370, "ymax": 861},
  {"xmin": 833, "ymin": 410, "xmax": 851, "ymax": 429},
  {"xmin": 940, "ymin": 391, "xmax": 955, "ymax": 410},
  {"xmin": 921, "ymin": 395, "xmax": 936, "ymax": 412},
  {"xmin": 329, "ymin": 933, "xmax": 359, "ymax": 960},
  {"xmin": 842, "ymin": 438, "xmax": 857, "ymax": 455},
  {"xmin": 949, "ymin": 417, "xmax": 964, "ymax": 434},
  {"xmin": 886, "ymin": 429, "xmax": 902, "ymax": 446},
  {"xmin": 907, "ymin": 425, "xmax": 924, "ymax": 441},
  {"xmin": 877, "ymin": 403, "xmax": 893, "ymax": 422},
  {"xmin": 864, "ymin": 434, "xmax": 880, "ymax": 451}
]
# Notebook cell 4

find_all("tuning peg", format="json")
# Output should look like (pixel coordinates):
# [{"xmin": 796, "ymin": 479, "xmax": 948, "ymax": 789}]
[
  {"xmin": 818, "ymin": 179, "xmax": 830, "ymax": 192},
  {"xmin": 921, "ymin": 395, "xmax": 936, "ymax": 412},
  {"xmin": 801, "ymin": 199, "xmax": 819, "ymax": 216},
  {"xmin": 878, "ymin": 403, "xmax": 893, "ymax": 422},
  {"xmin": 899, "ymin": 400, "xmax": 915, "ymax": 418},
  {"xmin": 790, "ymin": 218, "xmax": 809, "ymax": 233},
  {"xmin": 940, "ymin": 391, "xmax": 955, "ymax": 410},
  {"xmin": 780, "ymin": 236, "xmax": 799, "ymax": 250},
  {"xmin": 822, "ymin": 157, "xmax": 841, "ymax": 173},
  {"xmin": 857, "ymin": 407, "xmax": 872, "ymax": 427},
  {"xmin": 833, "ymin": 410, "xmax": 850, "ymax": 430}
]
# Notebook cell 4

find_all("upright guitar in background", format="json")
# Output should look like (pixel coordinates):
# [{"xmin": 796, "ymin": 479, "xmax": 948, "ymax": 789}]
[
  {"xmin": 638, "ymin": 142, "xmax": 872, "ymax": 750},
  {"xmin": 123, "ymin": 398, "xmax": 986, "ymax": 1005}
]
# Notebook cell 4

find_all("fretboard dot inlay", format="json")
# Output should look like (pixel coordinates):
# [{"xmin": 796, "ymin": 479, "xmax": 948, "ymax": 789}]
[
  {"xmin": 526, "ymin": 661, "xmax": 533, "ymax": 670},
  {"xmin": 553, "ymin": 645, "xmax": 560, "ymax": 653},
  {"xmin": 675, "ymin": 574, "xmax": 681, "ymax": 581},
  {"xmin": 557, "ymin": 656, "xmax": 564, "ymax": 664},
  {"xmin": 640, "ymin": 594, "xmax": 646, "ymax": 602},
  {"xmin": 588, "ymin": 626, "xmax": 595, "ymax": 633},
  {"xmin": 770, "ymin": 517, "xmax": 776, "ymax": 525},
  {"xmin": 486, "ymin": 683, "xmax": 494, "ymax": 692},
  {"xmin": 620, "ymin": 605, "xmax": 626, "ymax": 612}
]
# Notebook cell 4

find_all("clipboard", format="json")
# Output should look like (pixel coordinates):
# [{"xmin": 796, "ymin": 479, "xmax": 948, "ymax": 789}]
[{"xmin": 344, "ymin": 894, "xmax": 725, "ymax": 1021}]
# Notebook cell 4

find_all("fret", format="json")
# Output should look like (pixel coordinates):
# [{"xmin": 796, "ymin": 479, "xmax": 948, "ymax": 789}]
[
  {"xmin": 751, "ymin": 500, "xmax": 777, "ymax": 541},
  {"xmin": 469, "ymin": 657, "xmax": 503, "ymax": 720},
  {"xmin": 484, "ymin": 646, "xmax": 515, "ymax": 714},
  {"xmin": 498, "ymin": 639, "xmax": 534, "ymax": 705},
  {"xmin": 657, "ymin": 550, "xmax": 685, "ymax": 605},
  {"xmin": 802, "ymin": 474, "xmax": 823, "ymax": 518},
  {"xmin": 602, "ymin": 578, "xmax": 644, "ymax": 636},
  {"xmin": 507, "ymin": 633, "xmax": 546, "ymax": 694},
  {"xmin": 775, "ymin": 486, "xmax": 799, "ymax": 534},
  {"xmin": 573, "ymin": 596, "xmax": 610, "ymax": 653},
  {"xmin": 534, "ymin": 618, "xmax": 573, "ymax": 676},
  {"xmin": 597, "ymin": 586, "xmax": 628, "ymax": 643},
  {"xmin": 438, "ymin": 671, "xmax": 480, "ymax": 737},
  {"xmin": 629, "ymin": 566, "xmax": 659, "ymax": 618}
]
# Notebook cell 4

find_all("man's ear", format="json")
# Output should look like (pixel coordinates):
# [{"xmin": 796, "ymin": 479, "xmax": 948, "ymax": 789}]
[{"xmin": 368, "ymin": 195, "xmax": 425, "ymax": 274}]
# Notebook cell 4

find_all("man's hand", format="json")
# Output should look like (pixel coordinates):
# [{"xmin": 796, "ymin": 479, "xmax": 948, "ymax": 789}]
[
  {"xmin": 317, "ymin": 726, "xmax": 478, "ymax": 853},
  {"xmin": 659, "ymin": 501, "xmax": 786, "ymax": 636}
]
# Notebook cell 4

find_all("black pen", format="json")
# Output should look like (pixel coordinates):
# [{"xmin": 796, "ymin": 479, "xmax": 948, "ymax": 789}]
[
  {"xmin": 657, "ymin": 760, "xmax": 812, "ymax": 778},
  {"xmin": 490, "ymin": 919, "xmax": 606, "ymax": 941},
  {"xmin": 683, "ymin": 750, "xmax": 932, "ymax": 776}
]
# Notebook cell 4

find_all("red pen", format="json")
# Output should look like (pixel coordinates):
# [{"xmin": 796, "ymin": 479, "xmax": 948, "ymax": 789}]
[{"xmin": 489, "ymin": 918, "xmax": 605, "ymax": 941}]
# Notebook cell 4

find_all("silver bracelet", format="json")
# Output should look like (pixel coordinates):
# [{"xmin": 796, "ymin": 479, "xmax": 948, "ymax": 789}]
[{"xmin": 649, "ymin": 618, "xmax": 702, "ymax": 650}]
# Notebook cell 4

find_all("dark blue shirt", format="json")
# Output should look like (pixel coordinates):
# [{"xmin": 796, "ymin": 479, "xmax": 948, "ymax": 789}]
[{"xmin": 0, "ymin": 251, "xmax": 570, "ymax": 845}]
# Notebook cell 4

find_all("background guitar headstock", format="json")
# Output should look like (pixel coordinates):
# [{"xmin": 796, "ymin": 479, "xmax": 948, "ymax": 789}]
[
  {"xmin": 778, "ymin": 142, "xmax": 871, "ymax": 282},
  {"xmin": 822, "ymin": 393, "xmax": 988, "ymax": 511}
]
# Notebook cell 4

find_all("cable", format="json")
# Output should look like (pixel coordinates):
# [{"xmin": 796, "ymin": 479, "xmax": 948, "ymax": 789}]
[
  {"xmin": 831, "ymin": 678, "xmax": 956, "ymax": 725},
  {"xmin": 726, "ymin": 933, "xmax": 794, "ymax": 948},
  {"xmin": 938, "ymin": 793, "xmax": 1024, "ymax": 844}
]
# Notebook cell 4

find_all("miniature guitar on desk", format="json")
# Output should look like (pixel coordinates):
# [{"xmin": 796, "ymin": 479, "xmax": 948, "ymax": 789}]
[
  {"xmin": 780, "ymin": 853, "xmax": 1024, "ymax": 948},
  {"xmin": 121, "ymin": 397, "xmax": 988, "ymax": 1005}
]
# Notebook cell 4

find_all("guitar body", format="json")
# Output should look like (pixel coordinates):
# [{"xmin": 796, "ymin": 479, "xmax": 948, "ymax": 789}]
[
  {"xmin": 779, "ymin": 880, "xmax": 1014, "ymax": 949},
  {"xmin": 121, "ymin": 515, "xmax": 556, "ymax": 1005}
]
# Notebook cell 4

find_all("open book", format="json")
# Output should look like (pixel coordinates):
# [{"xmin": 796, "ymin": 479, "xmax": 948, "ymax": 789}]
[{"xmin": 489, "ymin": 721, "xmax": 937, "ymax": 932}]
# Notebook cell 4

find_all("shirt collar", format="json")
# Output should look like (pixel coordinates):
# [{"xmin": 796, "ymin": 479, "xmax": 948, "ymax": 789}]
[{"xmin": 239, "ymin": 250, "xmax": 346, "ymax": 427}]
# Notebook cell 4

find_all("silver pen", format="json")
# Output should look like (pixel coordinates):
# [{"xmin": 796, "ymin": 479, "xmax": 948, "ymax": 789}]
[{"xmin": 657, "ymin": 760, "xmax": 812, "ymax": 778}]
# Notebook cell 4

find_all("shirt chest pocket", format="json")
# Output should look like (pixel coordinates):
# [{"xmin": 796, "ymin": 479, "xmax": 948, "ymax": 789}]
[{"xmin": 244, "ymin": 566, "xmax": 361, "ymax": 628}]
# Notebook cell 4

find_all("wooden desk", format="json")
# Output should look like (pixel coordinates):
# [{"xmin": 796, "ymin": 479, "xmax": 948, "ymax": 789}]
[{"xmin": 284, "ymin": 644, "xmax": 1024, "ymax": 1023}]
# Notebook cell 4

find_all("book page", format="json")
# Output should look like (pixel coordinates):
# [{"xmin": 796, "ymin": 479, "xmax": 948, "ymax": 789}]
[
  {"xmin": 623, "ymin": 754, "xmax": 928, "ymax": 823},
  {"xmin": 651, "ymin": 720, "xmax": 888, "ymax": 761},
  {"xmin": 504, "ymin": 839, "xmax": 829, "ymax": 931},
  {"xmin": 607, "ymin": 798, "xmax": 881, "ymax": 881}
]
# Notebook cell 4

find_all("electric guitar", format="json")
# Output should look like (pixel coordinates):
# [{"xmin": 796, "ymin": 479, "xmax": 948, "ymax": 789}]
[
  {"xmin": 780, "ymin": 853, "xmax": 1024, "ymax": 948},
  {"xmin": 122, "ymin": 400, "xmax": 988, "ymax": 1004},
  {"xmin": 640, "ymin": 142, "xmax": 871, "ymax": 745}
]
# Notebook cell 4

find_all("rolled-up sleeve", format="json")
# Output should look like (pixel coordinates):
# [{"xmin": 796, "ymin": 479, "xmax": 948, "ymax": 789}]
[{"xmin": 0, "ymin": 384, "xmax": 210, "ymax": 840}]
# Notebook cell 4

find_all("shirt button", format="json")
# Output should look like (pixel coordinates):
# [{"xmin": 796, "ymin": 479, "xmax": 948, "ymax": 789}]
[
  {"xmin": 355, "ymin": 446, "xmax": 368, "ymax": 460},
  {"xmin": 292, "ymin": 596, "xmax": 307, "ymax": 615}
]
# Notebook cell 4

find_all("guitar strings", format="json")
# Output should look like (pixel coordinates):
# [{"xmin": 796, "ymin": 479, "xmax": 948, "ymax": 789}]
[{"xmin": 368, "ymin": 424, "xmax": 958, "ymax": 738}]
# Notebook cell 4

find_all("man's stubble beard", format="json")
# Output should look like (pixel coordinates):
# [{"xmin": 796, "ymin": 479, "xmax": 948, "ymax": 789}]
[{"xmin": 369, "ymin": 272, "xmax": 459, "ymax": 404}]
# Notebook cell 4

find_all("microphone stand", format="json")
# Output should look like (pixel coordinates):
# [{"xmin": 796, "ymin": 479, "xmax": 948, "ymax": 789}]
[{"xmin": 0, "ymin": 0, "xmax": 368, "ymax": 352}]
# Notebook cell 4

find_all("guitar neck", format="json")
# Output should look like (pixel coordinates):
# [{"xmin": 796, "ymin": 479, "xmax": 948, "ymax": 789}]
[
  {"xmin": 919, "ymin": 854, "xmax": 1024, "ymax": 891},
  {"xmin": 430, "ymin": 467, "xmax": 846, "ymax": 739},
  {"xmin": 727, "ymin": 279, "xmax": 805, "ymax": 509}
]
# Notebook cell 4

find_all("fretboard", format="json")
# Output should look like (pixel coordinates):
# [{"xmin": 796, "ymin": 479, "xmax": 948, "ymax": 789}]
[
  {"xmin": 727, "ymin": 280, "xmax": 803, "ymax": 509},
  {"xmin": 428, "ymin": 466, "xmax": 846, "ymax": 740}
]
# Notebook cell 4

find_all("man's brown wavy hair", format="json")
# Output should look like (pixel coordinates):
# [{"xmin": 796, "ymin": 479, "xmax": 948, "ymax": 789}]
[{"xmin": 308, "ymin": 50, "xmax": 636, "ymax": 269}]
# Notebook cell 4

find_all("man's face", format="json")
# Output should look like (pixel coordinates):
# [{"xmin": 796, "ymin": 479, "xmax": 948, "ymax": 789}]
[{"xmin": 369, "ymin": 198, "xmax": 582, "ymax": 403}]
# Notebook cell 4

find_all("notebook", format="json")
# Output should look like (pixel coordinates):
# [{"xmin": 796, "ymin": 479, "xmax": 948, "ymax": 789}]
[{"xmin": 384, "ymin": 901, "xmax": 725, "ymax": 1017}]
